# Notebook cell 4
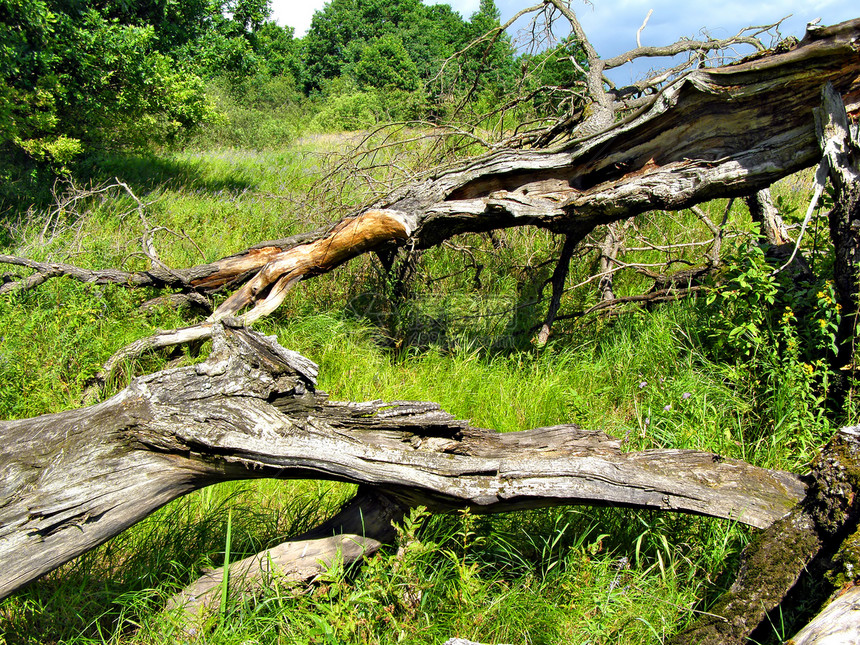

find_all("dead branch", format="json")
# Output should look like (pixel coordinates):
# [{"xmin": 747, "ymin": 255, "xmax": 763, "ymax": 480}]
[
  {"xmin": 0, "ymin": 324, "xmax": 807, "ymax": 600},
  {"xmin": 670, "ymin": 426, "xmax": 860, "ymax": 645},
  {"xmin": 536, "ymin": 229, "xmax": 584, "ymax": 344},
  {"xmin": 2, "ymin": 19, "xmax": 859, "ymax": 386},
  {"xmin": 167, "ymin": 487, "xmax": 404, "ymax": 632},
  {"xmin": 815, "ymin": 83, "xmax": 860, "ymax": 371}
]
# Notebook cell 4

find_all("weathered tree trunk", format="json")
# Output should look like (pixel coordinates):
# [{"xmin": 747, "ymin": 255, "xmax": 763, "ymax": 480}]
[
  {"xmin": 3, "ymin": 20, "xmax": 859, "ymax": 322},
  {"xmin": 745, "ymin": 188, "xmax": 792, "ymax": 246},
  {"xmin": 815, "ymin": 83, "xmax": 860, "ymax": 372},
  {"xmin": 669, "ymin": 426, "xmax": 860, "ymax": 645},
  {"xmin": 790, "ymin": 585, "xmax": 860, "ymax": 644},
  {"xmin": 0, "ymin": 323, "xmax": 806, "ymax": 600}
]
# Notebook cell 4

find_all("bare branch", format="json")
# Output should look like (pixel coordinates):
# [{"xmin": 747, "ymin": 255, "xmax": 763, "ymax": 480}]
[{"xmin": 636, "ymin": 9, "xmax": 653, "ymax": 48}]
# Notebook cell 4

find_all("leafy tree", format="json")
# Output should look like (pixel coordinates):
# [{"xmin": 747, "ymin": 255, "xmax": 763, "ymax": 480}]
[
  {"xmin": 1, "ymin": 0, "xmax": 213, "ymax": 168},
  {"xmin": 353, "ymin": 34, "xmax": 419, "ymax": 91},
  {"xmin": 255, "ymin": 22, "xmax": 303, "ymax": 81},
  {"xmin": 459, "ymin": 0, "xmax": 516, "ymax": 94},
  {"xmin": 523, "ymin": 37, "xmax": 588, "ymax": 116},
  {"xmin": 226, "ymin": 0, "xmax": 271, "ymax": 34},
  {"xmin": 302, "ymin": 0, "xmax": 464, "ymax": 92}
]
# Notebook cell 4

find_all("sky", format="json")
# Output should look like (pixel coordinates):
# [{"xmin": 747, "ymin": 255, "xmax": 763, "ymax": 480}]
[{"xmin": 270, "ymin": 0, "xmax": 857, "ymax": 83}]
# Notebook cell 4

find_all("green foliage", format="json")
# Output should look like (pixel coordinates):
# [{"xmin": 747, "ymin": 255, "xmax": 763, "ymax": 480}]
[
  {"xmin": 457, "ymin": 0, "xmax": 517, "ymax": 96},
  {"xmin": 302, "ymin": 0, "xmax": 435, "ymax": 91},
  {"xmin": 0, "ymin": 0, "xmax": 215, "ymax": 170},
  {"xmin": 191, "ymin": 74, "xmax": 306, "ymax": 149},
  {"xmin": 699, "ymin": 241, "xmax": 841, "ymax": 464},
  {"xmin": 353, "ymin": 34, "xmax": 420, "ymax": 91},
  {"xmin": 521, "ymin": 37, "xmax": 589, "ymax": 116},
  {"xmin": 309, "ymin": 86, "xmax": 385, "ymax": 132}
]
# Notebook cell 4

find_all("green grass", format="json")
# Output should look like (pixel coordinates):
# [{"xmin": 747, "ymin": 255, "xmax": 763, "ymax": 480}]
[{"xmin": 0, "ymin": 128, "xmax": 850, "ymax": 644}]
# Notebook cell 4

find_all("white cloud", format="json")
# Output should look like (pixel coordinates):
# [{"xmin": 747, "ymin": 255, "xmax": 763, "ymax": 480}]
[
  {"xmin": 271, "ymin": 0, "xmax": 856, "ymax": 49},
  {"xmin": 271, "ymin": 0, "xmax": 481, "ymax": 37},
  {"xmin": 269, "ymin": 0, "xmax": 325, "ymax": 36}
]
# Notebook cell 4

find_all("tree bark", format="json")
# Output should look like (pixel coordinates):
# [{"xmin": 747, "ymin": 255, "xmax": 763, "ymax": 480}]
[
  {"xmin": 669, "ymin": 426, "xmax": 860, "ymax": 645},
  {"xmin": 0, "ymin": 323, "xmax": 806, "ymax": 601},
  {"xmin": 815, "ymin": 83, "xmax": 860, "ymax": 371},
  {"xmin": 3, "ymin": 20, "xmax": 859, "ymax": 321},
  {"xmin": 745, "ymin": 188, "xmax": 792, "ymax": 246}
]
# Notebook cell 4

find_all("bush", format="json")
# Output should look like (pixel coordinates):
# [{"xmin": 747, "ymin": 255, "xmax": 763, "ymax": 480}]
[{"xmin": 188, "ymin": 74, "xmax": 306, "ymax": 149}]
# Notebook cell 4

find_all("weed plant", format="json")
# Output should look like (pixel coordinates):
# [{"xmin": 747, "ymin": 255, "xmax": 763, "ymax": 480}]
[{"xmin": 0, "ymin": 127, "xmax": 853, "ymax": 644}]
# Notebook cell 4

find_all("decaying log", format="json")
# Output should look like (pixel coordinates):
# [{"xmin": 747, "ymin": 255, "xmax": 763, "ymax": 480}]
[
  {"xmin": 3, "ymin": 19, "xmax": 859, "ymax": 324},
  {"xmin": 0, "ymin": 323, "xmax": 806, "ymax": 600},
  {"xmin": 61, "ymin": 19, "xmax": 854, "ymax": 374},
  {"xmin": 790, "ymin": 584, "xmax": 860, "ymax": 644},
  {"xmin": 166, "ymin": 487, "xmax": 405, "ymax": 628},
  {"xmin": 670, "ymin": 426, "xmax": 860, "ymax": 645}
]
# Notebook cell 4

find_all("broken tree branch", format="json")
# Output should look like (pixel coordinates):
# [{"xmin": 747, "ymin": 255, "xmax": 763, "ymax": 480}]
[
  {"xmin": 670, "ymin": 425, "xmax": 860, "ymax": 645},
  {"xmin": 0, "ymin": 324, "xmax": 806, "ymax": 600}
]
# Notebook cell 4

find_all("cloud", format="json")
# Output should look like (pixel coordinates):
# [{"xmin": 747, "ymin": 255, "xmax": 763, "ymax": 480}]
[
  {"xmin": 270, "ymin": 0, "xmax": 325, "ymax": 36},
  {"xmin": 272, "ymin": 0, "xmax": 857, "ymax": 52},
  {"xmin": 272, "ymin": 0, "xmax": 482, "ymax": 36}
]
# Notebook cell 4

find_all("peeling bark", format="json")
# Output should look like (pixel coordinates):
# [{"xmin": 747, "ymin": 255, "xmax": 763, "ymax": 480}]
[
  {"xmin": 3, "ymin": 20, "xmax": 859, "ymax": 321},
  {"xmin": 0, "ymin": 324, "xmax": 806, "ymax": 600}
]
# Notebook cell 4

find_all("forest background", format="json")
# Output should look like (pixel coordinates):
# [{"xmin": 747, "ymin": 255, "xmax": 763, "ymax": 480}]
[{"xmin": 1, "ymin": 1, "xmax": 859, "ymax": 644}]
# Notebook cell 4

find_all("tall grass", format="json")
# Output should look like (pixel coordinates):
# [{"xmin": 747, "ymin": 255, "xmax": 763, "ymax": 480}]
[{"xmin": 0, "ymin": 122, "xmax": 846, "ymax": 644}]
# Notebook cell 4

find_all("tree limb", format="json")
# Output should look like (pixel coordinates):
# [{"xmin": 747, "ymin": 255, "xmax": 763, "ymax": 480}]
[{"xmin": 0, "ymin": 324, "xmax": 807, "ymax": 600}]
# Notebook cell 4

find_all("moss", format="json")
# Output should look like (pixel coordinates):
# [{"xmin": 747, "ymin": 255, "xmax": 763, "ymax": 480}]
[
  {"xmin": 826, "ymin": 525, "xmax": 860, "ymax": 588},
  {"xmin": 672, "ymin": 429, "xmax": 860, "ymax": 644},
  {"xmin": 810, "ymin": 429, "xmax": 860, "ymax": 535},
  {"xmin": 669, "ymin": 507, "xmax": 821, "ymax": 645}
]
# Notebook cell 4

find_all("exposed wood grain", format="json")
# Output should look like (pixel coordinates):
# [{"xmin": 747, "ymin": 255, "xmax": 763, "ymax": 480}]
[
  {"xmin": 2, "ymin": 19, "xmax": 858, "ymax": 308},
  {"xmin": 0, "ymin": 324, "xmax": 806, "ymax": 600},
  {"xmin": 790, "ymin": 585, "xmax": 860, "ymax": 644}
]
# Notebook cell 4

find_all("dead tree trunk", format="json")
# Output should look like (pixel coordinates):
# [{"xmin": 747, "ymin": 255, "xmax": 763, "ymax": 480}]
[
  {"xmin": 3, "ymin": 20, "xmax": 859, "ymax": 340},
  {"xmin": 2, "ymin": 16, "xmax": 860, "ymax": 640},
  {"xmin": 670, "ymin": 425, "xmax": 860, "ymax": 645},
  {"xmin": 815, "ymin": 83, "xmax": 860, "ymax": 372},
  {"xmin": 0, "ymin": 323, "xmax": 806, "ymax": 600},
  {"xmin": 746, "ymin": 188, "xmax": 792, "ymax": 247}
]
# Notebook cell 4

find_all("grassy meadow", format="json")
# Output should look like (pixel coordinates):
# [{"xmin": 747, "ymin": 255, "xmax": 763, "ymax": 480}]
[{"xmin": 0, "ymin": 114, "xmax": 855, "ymax": 644}]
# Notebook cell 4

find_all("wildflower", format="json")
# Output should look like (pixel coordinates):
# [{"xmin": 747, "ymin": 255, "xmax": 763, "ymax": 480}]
[
  {"xmin": 816, "ymin": 291, "xmax": 826, "ymax": 299},
  {"xmin": 681, "ymin": 392, "xmax": 691, "ymax": 400},
  {"xmin": 639, "ymin": 381, "xmax": 647, "ymax": 388},
  {"xmin": 664, "ymin": 404, "xmax": 672, "ymax": 412},
  {"xmin": 802, "ymin": 363, "xmax": 814, "ymax": 376},
  {"xmin": 819, "ymin": 318, "xmax": 827, "ymax": 328}
]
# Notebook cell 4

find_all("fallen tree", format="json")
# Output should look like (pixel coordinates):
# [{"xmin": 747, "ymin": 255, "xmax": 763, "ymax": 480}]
[
  {"xmin": 1, "ymin": 6, "xmax": 860, "ymax": 642},
  {"xmin": 0, "ymin": 323, "xmax": 807, "ymax": 600},
  {"xmin": 2, "ymin": 17, "xmax": 859, "ymax": 372}
]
